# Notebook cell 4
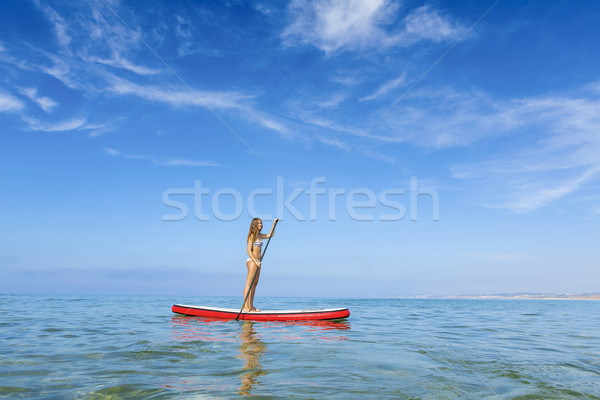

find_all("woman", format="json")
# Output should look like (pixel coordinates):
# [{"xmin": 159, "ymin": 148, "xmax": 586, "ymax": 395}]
[{"xmin": 243, "ymin": 218, "xmax": 278, "ymax": 312}]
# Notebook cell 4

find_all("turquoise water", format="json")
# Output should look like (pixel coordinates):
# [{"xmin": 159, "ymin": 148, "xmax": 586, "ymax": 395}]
[{"xmin": 1, "ymin": 295, "xmax": 599, "ymax": 399}]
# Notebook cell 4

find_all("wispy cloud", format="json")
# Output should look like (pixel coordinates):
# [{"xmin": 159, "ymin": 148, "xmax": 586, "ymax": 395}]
[
  {"xmin": 18, "ymin": 87, "xmax": 58, "ymax": 112},
  {"xmin": 107, "ymin": 75, "xmax": 294, "ymax": 137},
  {"xmin": 318, "ymin": 92, "xmax": 348, "ymax": 108},
  {"xmin": 33, "ymin": 0, "xmax": 71, "ymax": 48},
  {"xmin": 403, "ymin": 6, "xmax": 462, "ymax": 43},
  {"xmin": 172, "ymin": 14, "xmax": 223, "ymax": 58},
  {"xmin": 36, "ymin": 51, "xmax": 85, "ymax": 91},
  {"xmin": 253, "ymin": 3, "xmax": 275, "ymax": 16},
  {"xmin": 104, "ymin": 147, "xmax": 219, "ymax": 167},
  {"xmin": 282, "ymin": 0, "xmax": 461, "ymax": 53},
  {"xmin": 316, "ymin": 136, "xmax": 350, "ymax": 151},
  {"xmin": 289, "ymin": 82, "xmax": 600, "ymax": 211},
  {"xmin": 82, "ymin": 55, "xmax": 161, "ymax": 76},
  {"xmin": 125, "ymin": 154, "xmax": 219, "ymax": 167},
  {"xmin": 498, "ymin": 167, "xmax": 600, "ymax": 212},
  {"xmin": 440, "ymin": 89, "xmax": 600, "ymax": 212},
  {"xmin": 374, "ymin": 87, "xmax": 519, "ymax": 148},
  {"xmin": 1, "ymin": 2, "xmax": 292, "ymax": 145},
  {"xmin": 22, "ymin": 116, "xmax": 88, "ymax": 132},
  {"xmin": 249, "ymin": 112, "xmax": 292, "ymax": 137},
  {"xmin": 294, "ymin": 111, "xmax": 358, "ymax": 136},
  {"xmin": 108, "ymin": 76, "xmax": 254, "ymax": 110},
  {"xmin": 33, "ymin": 0, "xmax": 157, "ymax": 79},
  {"xmin": 103, "ymin": 147, "xmax": 119, "ymax": 157},
  {"xmin": 360, "ymin": 73, "xmax": 406, "ymax": 101},
  {"xmin": 161, "ymin": 158, "xmax": 220, "ymax": 167},
  {"xmin": 0, "ymin": 91, "xmax": 24, "ymax": 112}
]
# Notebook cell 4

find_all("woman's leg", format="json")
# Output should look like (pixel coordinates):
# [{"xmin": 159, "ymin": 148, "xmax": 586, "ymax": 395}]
[
  {"xmin": 243, "ymin": 260, "xmax": 259, "ymax": 312},
  {"xmin": 249, "ymin": 267, "xmax": 261, "ymax": 311}
]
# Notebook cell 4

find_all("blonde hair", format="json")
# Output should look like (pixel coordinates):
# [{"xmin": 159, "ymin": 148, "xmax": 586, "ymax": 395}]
[{"xmin": 247, "ymin": 218, "xmax": 262, "ymax": 244}]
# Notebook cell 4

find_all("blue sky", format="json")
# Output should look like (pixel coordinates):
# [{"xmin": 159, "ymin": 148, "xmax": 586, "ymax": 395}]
[{"xmin": 1, "ymin": 0, "xmax": 599, "ymax": 298}]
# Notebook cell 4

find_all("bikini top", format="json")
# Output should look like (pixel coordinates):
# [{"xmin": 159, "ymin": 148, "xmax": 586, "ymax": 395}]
[{"xmin": 252, "ymin": 239, "xmax": 263, "ymax": 247}]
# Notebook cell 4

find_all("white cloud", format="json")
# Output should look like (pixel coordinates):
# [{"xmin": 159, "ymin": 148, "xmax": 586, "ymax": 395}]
[
  {"xmin": 108, "ymin": 76, "xmax": 254, "ymax": 110},
  {"xmin": 282, "ymin": 1, "xmax": 461, "ymax": 53},
  {"xmin": 298, "ymin": 84, "xmax": 600, "ymax": 212},
  {"xmin": 38, "ymin": 52, "xmax": 83, "ymax": 91},
  {"xmin": 499, "ymin": 167, "xmax": 600, "ymax": 212},
  {"xmin": 23, "ymin": 117, "xmax": 87, "ymax": 132},
  {"xmin": 33, "ymin": 0, "xmax": 159, "ymax": 79},
  {"xmin": 162, "ymin": 159, "xmax": 220, "ymax": 167},
  {"xmin": 283, "ymin": 0, "xmax": 395, "ymax": 53},
  {"xmin": 331, "ymin": 73, "xmax": 362, "ymax": 87},
  {"xmin": 436, "ymin": 90, "xmax": 600, "ymax": 212},
  {"xmin": 8, "ymin": 2, "xmax": 288, "ymax": 141},
  {"xmin": 123, "ymin": 154, "xmax": 219, "ymax": 167},
  {"xmin": 82, "ymin": 55, "xmax": 161, "ymax": 76},
  {"xmin": 250, "ymin": 113, "xmax": 292, "ymax": 137},
  {"xmin": 588, "ymin": 81, "xmax": 600, "ymax": 93},
  {"xmin": 103, "ymin": 148, "xmax": 120, "ymax": 157},
  {"xmin": 102, "ymin": 148, "xmax": 219, "ymax": 167},
  {"xmin": 18, "ymin": 87, "xmax": 58, "ymax": 112},
  {"xmin": 296, "ymin": 112, "xmax": 358, "ymax": 136},
  {"xmin": 403, "ymin": 6, "xmax": 462, "ymax": 43},
  {"xmin": 360, "ymin": 73, "xmax": 406, "ymax": 102},
  {"xmin": 0, "ymin": 92, "xmax": 24, "ymax": 112},
  {"xmin": 34, "ymin": 1, "xmax": 71, "ymax": 48},
  {"xmin": 318, "ymin": 92, "xmax": 348, "ymax": 108},
  {"xmin": 85, "ymin": 2, "xmax": 142, "ymax": 55},
  {"xmin": 316, "ymin": 136, "xmax": 350, "ymax": 151},
  {"xmin": 372, "ymin": 87, "xmax": 520, "ymax": 148},
  {"xmin": 253, "ymin": 3, "xmax": 275, "ymax": 16},
  {"xmin": 107, "ymin": 76, "xmax": 292, "ymax": 136}
]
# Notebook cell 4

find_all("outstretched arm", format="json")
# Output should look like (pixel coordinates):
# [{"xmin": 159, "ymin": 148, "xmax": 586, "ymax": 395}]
[{"xmin": 261, "ymin": 218, "xmax": 279, "ymax": 239}]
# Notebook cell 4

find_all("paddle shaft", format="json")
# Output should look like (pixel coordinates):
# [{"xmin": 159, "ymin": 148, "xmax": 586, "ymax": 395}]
[{"xmin": 236, "ymin": 220, "xmax": 278, "ymax": 320}]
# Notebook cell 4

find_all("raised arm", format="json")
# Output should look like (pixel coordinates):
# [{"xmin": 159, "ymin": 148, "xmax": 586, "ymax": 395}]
[{"xmin": 260, "ymin": 218, "xmax": 279, "ymax": 239}]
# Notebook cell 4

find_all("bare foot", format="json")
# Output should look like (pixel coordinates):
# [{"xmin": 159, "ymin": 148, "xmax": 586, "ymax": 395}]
[
  {"xmin": 250, "ymin": 308, "xmax": 261, "ymax": 312},
  {"xmin": 241, "ymin": 308, "xmax": 251, "ymax": 313}
]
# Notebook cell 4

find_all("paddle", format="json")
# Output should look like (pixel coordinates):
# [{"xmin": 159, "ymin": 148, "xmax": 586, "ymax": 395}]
[{"xmin": 235, "ymin": 219, "xmax": 279, "ymax": 321}]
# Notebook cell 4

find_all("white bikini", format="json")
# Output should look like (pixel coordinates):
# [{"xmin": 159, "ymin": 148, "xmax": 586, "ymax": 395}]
[{"xmin": 247, "ymin": 239, "xmax": 262, "ymax": 263}]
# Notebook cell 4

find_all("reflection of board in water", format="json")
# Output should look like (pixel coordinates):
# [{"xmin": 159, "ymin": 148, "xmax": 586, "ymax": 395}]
[{"xmin": 172, "ymin": 304, "xmax": 350, "ymax": 321}]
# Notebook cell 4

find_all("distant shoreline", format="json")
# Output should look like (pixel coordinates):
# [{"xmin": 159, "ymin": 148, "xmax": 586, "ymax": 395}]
[{"xmin": 419, "ymin": 293, "xmax": 600, "ymax": 300}]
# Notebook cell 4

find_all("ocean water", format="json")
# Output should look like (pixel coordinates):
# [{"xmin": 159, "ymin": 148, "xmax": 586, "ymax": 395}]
[{"xmin": 0, "ymin": 295, "xmax": 599, "ymax": 399}]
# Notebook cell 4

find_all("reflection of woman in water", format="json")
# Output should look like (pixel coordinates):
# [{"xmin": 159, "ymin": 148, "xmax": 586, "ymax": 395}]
[
  {"xmin": 237, "ymin": 321, "xmax": 266, "ymax": 396},
  {"xmin": 243, "ymin": 218, "xmax": 278, "ymax": 312}
]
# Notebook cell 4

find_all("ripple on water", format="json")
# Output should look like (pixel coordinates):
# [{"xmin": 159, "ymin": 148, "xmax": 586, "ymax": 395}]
[
  {"xmin": 83, "ymin": 384, "xmax": 171, "ymax": 400},
  {"xmin": 0, "ymin": 387, "xmax": 35, "ymax": 396},
  {"xmin": 2, "ymin": 296, "xmax": 600, "ymax": 399}
]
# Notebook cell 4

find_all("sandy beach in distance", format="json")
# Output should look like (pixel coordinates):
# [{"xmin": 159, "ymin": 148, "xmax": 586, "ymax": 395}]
[{"xmin": 424, "ymin": 293, "xmax": 600, "ymax": 300}]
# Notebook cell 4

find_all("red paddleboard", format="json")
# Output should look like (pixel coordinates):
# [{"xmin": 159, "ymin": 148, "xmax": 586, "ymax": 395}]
[{"xmin": 172, "ymin": 304, "xmax": 350, "ymax": 321}]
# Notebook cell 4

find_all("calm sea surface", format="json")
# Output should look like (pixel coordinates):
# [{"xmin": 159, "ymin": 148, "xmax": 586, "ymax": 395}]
[{"xmin": 0, "ymin": 295, "xmax": 599, "ymax": 399}]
